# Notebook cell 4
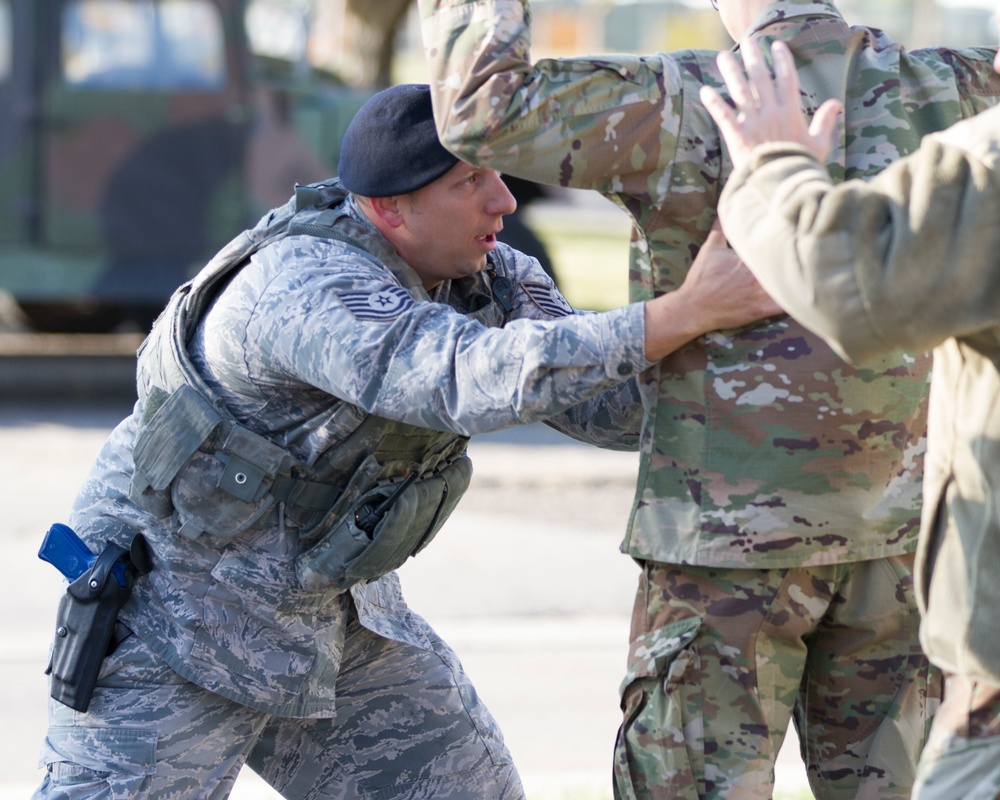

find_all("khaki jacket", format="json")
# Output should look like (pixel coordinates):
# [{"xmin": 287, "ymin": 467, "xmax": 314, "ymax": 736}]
[{"xmin": 720, "ymin": 106, "xmax": 1000, "ymax": 681}]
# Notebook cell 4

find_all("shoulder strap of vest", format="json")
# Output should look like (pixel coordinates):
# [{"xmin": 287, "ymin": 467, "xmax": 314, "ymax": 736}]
[
  {"xmin": 176, "ymin": 180, "xmax": 429, "ymax": 339},
  {"xmin": 178, "ymin": 181, "xmax": 351, "ymax": 337}
]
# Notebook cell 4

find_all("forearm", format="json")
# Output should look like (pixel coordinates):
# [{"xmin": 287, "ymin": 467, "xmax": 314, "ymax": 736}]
[
  {"xmin": 543, "ymin": 379, "xmax": 643, "ymax": 451},
  {"xmin": 337, "ymin": 305, "xmax": 653, "ymax": 435},
  {"xmin": 642, "ymin": 294, "xmax": 721, "ymax": 362}
]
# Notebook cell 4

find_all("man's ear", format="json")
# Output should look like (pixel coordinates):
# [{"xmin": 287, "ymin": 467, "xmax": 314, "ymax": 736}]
[{"xmin": 367, "ymin": 195, "xmax": 405, "ymax": 228}]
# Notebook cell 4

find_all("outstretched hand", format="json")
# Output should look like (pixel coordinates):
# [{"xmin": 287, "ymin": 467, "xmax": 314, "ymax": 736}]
[
  {"xmin": 679, "ymin": 223, "xmax": 785, "ymax": 331},
  {"xmin": 643, "ymin": 222, "xmax": 784, "ymax": 362},
  {"xmin": 699, "ymin": 39, "xmax": 842, "ymax": 170}
]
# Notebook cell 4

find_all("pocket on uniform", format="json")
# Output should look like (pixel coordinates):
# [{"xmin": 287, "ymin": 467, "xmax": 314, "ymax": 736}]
[
  {"xmin": 614, "ymin": 616, "xmax": 703, "ymax": 800},
  {"xmin": 39, "ymin": 724, "xmax": 157, "ymax": 799},
  {"xmin": 169, "ymin": 437, "xmax": 283, "ymax": 542}
]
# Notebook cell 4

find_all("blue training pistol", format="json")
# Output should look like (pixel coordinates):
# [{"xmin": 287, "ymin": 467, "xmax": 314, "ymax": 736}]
[{"xmin": 38, "ymin": 522, "xmax": 128, "ymax": 587}]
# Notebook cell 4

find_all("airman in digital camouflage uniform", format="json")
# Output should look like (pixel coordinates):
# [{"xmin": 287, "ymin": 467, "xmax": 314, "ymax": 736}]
[
  {"xmin": 31, "ymin": 84, "xmax": 780, "ymax": 799},
  {"xmin": 704, "ymin": 36, "xmax": 1000, "ymax": 800},
  {"xmin": 416, "ymin": 0, "xmax": 1000, "ymax": 797}
]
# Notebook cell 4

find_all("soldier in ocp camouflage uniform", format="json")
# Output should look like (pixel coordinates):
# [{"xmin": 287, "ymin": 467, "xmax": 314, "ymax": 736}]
[
  {"xmin": 31, "ymin": 84, "xmax": 780, "ymax": 799},
  {"xmin": 416, "ymin": 0, "xmax": 1000, "ymax": 797}
]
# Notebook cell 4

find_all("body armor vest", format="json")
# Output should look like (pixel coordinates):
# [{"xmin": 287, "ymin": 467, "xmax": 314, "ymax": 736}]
[{"xmin": 127, "ymin": 180, "xmax": 511, "ymax": 592}]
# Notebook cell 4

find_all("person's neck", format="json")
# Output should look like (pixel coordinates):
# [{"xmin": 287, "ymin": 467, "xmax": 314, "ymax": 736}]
[{"xmin": 725, "ymin": 0, "xmax": 770, "ymax": 40}]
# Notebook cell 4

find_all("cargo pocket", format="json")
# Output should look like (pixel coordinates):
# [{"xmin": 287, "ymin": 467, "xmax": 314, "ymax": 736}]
[
  {"xmin": 38, "ymin": 725, "xmax": 157, "ymax": 799},
  {"xmin": 614, "ymin": 616, "xmax": 703, "ymax": 800}
]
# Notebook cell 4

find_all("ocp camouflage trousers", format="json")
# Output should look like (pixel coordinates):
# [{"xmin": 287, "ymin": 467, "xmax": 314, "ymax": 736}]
[
  {"xmin": 913, "ymin": 674, "xmax": 1000, "ymax": 800},
  {"xmin": 32, "ymin": 612, "xmax": 523, "ymax": 799},
  {"xmin": 613, "ymin": 555, "xmax": 941, "ymax": 800}
]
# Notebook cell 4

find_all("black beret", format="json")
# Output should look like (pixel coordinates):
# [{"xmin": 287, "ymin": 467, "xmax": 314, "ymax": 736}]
[{"xmin": 338, "ymin": 84, "xmax": 460, "ymax": 197}]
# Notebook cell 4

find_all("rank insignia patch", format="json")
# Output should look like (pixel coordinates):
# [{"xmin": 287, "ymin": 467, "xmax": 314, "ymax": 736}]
[
  {"xmin": 338, "ymin": 286, "xmax": 415, "ymax": 320},
  {"xmin": 521, "ymin": 281, "xmax": 573, "ymax": 317}
]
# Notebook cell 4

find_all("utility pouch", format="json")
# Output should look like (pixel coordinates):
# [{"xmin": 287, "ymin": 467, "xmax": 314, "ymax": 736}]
[
  {"xmin": 130, "ymin": 384, "xmax": 223, "ymax": 519},
  {"xmin": 131, "ymin": 384, "xmax": 298, "ymax": 542},
  {"xmin": 169, "ymin": 424, "xmax": 290, "ymax": 541},
  {"xmin": 46, "ymin": 534, "xmax": 152, "ymax": 712},
  {"xmin": 295, "ymin": 454, "xmax": 472, "ymax": 593}
]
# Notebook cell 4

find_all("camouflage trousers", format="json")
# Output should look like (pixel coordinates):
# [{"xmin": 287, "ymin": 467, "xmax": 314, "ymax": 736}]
[
  {"xmin": 32, "ymin": 611, "xmax": 523, "ymax": 799},
  {"xmin": 913, "ymin": 674, "xmax": 1000, "ymax": 799},
  {"xmin": 613, "ymin": 555, "xmax": 941, "ymax": 800}
]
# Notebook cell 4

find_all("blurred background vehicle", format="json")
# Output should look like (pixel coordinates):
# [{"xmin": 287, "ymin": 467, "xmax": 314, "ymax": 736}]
[{"xmin": 0, "ymin": 0, "xmax": 371, "ymax": 332}]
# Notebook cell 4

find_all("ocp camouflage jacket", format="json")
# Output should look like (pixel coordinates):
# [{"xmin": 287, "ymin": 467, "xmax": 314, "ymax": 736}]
[{"xmin": 419, "ymin": 0, "xmax": 1000, "ymax": 567}]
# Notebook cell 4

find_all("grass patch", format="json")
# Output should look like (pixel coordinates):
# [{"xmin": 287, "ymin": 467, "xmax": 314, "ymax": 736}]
[{"xmin": 526, "ymin": 202, "xmax": 632, "ymax": 312}]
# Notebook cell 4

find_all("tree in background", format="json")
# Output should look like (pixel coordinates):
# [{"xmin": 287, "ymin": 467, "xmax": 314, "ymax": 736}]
[{"xmin": 343, "ymin": 0, "xmax": 413, "ymax": 86}]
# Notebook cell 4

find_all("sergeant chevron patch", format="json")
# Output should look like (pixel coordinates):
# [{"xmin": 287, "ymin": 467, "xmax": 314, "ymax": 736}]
[
  {"xmin": 521, "ymin": 281, "xmax": 573, "ymax": 317},
  {"xmin": 337, "ymin": 286, "xmax": 415, "ymax": 320}
]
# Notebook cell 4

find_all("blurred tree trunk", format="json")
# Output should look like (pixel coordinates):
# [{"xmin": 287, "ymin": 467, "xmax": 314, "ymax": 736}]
[{"xmin": 345, "ymin": 0, "xmax": 414, "ymax": 87}]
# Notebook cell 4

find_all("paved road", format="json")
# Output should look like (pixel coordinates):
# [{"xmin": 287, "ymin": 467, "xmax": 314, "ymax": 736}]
[{"xmin": 0, "ymin": 397, "xmax": 810, "ymax": 800}]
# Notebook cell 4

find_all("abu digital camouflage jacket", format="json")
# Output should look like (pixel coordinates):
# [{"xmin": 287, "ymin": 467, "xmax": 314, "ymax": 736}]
[
  {"xmin": 419, "ymin": 0, "xmax": 1000, "ymax": 568},
  {"xmin": 68, "ymin": 181, "xmax": 651, "ymax": 716}
]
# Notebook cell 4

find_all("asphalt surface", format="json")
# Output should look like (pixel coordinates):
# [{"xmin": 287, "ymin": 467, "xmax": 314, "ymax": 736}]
[{"xmin": 0, "ymin": 386, "xmax": 811, "ymax": 799}]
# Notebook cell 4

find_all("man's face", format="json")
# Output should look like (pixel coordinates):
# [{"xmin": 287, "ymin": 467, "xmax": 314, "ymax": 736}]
[{"xmin": 393, "ymin": 162, "xmax": 517, "ymax": 289}]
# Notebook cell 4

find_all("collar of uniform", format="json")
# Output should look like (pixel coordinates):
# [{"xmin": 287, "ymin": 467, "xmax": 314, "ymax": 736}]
[
  {"xmin": 344, "ymin": 194, "xmax": 430, "ymax": 298},
  {"xmin": 743, "ymin": 0, "xmax": 844, "ymax": 40}
]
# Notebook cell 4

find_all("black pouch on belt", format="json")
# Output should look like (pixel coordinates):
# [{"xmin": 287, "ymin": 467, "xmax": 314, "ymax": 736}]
[{"xmin": 46, "ymin": 534, "xmax": 152, "ymax": 712}]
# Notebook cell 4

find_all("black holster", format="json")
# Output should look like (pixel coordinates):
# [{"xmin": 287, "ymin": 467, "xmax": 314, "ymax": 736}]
[{"xmin": 46, "ymin": 533, "xmax": 152, "ymax": 712}]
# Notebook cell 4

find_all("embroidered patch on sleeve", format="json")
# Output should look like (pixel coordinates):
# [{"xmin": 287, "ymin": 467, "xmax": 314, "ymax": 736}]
[
  {"xmin": 521, "ymin": 281, "xmax": 574, "ymax": 318},
  {"xmin": 337, "ymin": 285, "xmax": 415, "ymax": 320}
]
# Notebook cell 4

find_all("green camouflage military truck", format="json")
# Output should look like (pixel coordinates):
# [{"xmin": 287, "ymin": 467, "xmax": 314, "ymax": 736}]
[{"xmin": 0, "ymin": 0, "xmax": 369, "ymax": 331}]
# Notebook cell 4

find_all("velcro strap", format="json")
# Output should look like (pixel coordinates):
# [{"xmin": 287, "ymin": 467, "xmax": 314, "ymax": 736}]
[
  {"xmin": 271, "ymin": 474, "xmax": 341, "ymax": 510},
  {"xmin": 133, "ymin": 385, "xmax": 223, "ymax": 491}
]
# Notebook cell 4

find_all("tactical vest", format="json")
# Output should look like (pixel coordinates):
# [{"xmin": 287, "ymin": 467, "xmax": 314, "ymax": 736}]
[{"xmin": 128, "ymin": 180, "xmax": 511, "ymax": 593}]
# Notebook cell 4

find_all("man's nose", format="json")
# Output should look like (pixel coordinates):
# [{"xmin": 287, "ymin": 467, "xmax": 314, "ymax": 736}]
[{"xmin": 487, "ymin": 173, "xmax": 518, "ymax": 216}]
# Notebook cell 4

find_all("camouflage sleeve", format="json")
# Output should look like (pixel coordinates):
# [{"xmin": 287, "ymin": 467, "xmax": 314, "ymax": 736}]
[
  {"xmin": 418, "ymin": 0, "xmax": 683, "ymax": 200},
  {"xmin": 542, "ymin": 379, "xmax": 642, "ymax": 451},
  {"xmin": 909, "ymin": 46, "xmax": 1000, "ymax": 119},
  {"xmin": 225, "ymin": 237, "xmax": 651, "ymax": 437},
  {"xmin": 719, "ymin": 109, "xmax": 1000, "ymax": 363},
  {"xmin": 496, "ymin": 243, "xmax": 643, "ymax": 449},
  {"xmin": 67, "ymin": 408, "xmax": 152, "ymax": 549}
]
